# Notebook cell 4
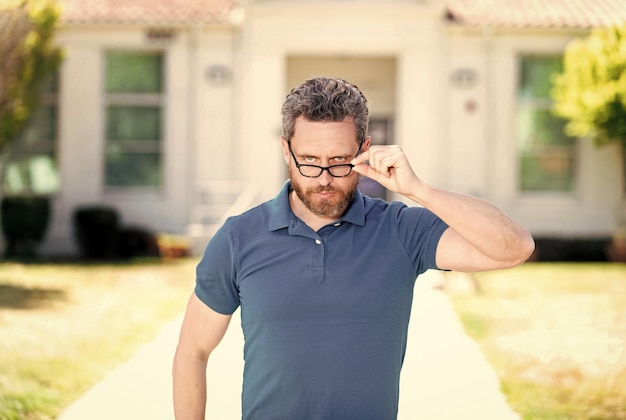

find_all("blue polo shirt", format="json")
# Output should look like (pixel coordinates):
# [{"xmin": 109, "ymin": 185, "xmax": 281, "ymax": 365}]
[{"xmin": 195, "ymin": 182, "xmax": 448, "ymax": 420}]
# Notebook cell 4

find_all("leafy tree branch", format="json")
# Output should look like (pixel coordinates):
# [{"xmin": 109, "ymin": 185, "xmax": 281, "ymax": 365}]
[
  {"xmin": 552, "ymin": 24, "xmax": 626, "ymax": 147},
  {"xmin": 0, "ymin": 0, "xmax": 63, "ymax": 153}
]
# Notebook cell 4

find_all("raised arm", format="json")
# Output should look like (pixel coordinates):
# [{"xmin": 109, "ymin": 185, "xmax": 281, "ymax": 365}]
[
  {"xmin": 173, "ymin": 293, "xmax": 232, "ymax": 419},
  {"xmin": 352, "ymin": 145, "xmax": 535, "ymax": 272}
]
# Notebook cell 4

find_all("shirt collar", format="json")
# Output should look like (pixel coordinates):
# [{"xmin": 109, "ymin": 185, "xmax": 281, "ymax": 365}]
[{"xmin": 269, "ymin": 181, "xmax": 366, "ymax": 232}]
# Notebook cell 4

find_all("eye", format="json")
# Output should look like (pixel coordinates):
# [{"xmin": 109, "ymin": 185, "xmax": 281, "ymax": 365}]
[
  {"xmin": 332, "ymin": 156, "xmax": 348, "ymax": 163},
  {"xmin": 303, "ymin": 156, "xmax": 316, "ymax": 163}
]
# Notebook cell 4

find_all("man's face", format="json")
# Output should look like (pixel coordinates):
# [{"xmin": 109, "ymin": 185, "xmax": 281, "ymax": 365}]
[{"xmin": 283, "ymin": 117, "xmax": 367, "ymax": 219}]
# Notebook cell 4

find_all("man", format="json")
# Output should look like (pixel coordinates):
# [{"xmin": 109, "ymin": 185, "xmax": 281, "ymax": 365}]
[{"xmin": 173, "ymin": 77, "xmax": 534, "ymax": 419}]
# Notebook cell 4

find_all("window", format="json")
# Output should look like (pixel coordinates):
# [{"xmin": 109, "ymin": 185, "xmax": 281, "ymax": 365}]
[
  {"xmin": 104, "ymin": 51, "xmax": 164, "ymax": 188},
  {"xmin": 516, "ymin": 55, "xmax": 578, "ymax": 192},
  {"xmin": 3, "ymin": 75, "xmax": 60, "ymax": 195}
]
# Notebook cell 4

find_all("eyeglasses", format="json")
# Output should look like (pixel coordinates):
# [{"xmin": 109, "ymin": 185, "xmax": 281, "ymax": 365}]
[{"xmin": 287, "ymin": 141, "xmax": 363, "ymax": 178}]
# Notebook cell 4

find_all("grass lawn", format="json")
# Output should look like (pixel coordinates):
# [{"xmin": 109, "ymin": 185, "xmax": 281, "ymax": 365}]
[
  {"xmin": 3, "ymin": 260, "xmax": 625, "ymax": 419},
  {"xmin": 446, "ymin": 263, "xmax": 626, "ymax": 420},
  {"xmin": 0, "ymin": 258, "xmax": 198, "ymax": 420}
]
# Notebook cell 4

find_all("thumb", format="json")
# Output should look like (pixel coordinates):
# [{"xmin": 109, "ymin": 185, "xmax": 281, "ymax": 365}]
[
  {"xmin": 352, "ymin": 162, "xmax": 388, "ymax": 181},
  {"xmin": 351, "ymin": 150, "xmax": 370, "ymax": 166}
]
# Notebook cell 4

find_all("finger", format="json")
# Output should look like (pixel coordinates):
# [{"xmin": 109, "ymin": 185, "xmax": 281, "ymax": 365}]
[
  {"xmin": 369, "ymin": 151, "xmax": 397, "ymax": 176},
  {"xmin": 352, "ymin": 162, "xmax": 381, "ymax": 180},
  {"xmin": 351, "ymin": 150, "xmax": 370, "ymax": 166},
  {"xmin": 353, "ymin": 161, "xmax": 391, "ymax": 180}
]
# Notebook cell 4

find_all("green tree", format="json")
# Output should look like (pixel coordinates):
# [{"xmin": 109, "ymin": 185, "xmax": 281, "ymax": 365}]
[
  {"xmin": 0, "ymin": 0, "xmax": 63, "ymax": 154},
  {"xmin": 0, "ymin": 0, "xmax": 63, "ymax": 258},
  {"xmin": 552, "ymin": 24, "xmax": 626, "ymax": 258},
  {"xmin": 552, "ymin": 23, "xmax": 626, "ymax": 147}
]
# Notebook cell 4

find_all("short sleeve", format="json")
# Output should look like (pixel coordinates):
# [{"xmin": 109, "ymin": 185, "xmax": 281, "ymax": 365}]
[
  {"xmin": 395, "ymin": 205, "xmax": 448, "ymax": 275},
  {"xmin": 194, "ymin": 219, "xmax": 240, "ymax": 315}
]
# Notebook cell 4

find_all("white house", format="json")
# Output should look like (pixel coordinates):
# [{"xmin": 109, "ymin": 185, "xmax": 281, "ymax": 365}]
[{"xmin": 6, "ymin": 0, "xmax": 626, "ymax": 257}]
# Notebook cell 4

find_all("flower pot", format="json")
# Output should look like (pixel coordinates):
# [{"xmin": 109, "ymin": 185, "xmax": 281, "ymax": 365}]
[
  {"xmin": 1, "ymin": 196, "xmax": 51, "ymax": 258},
  {"xmin": 73, "ymin": 206, "xmax": 120, "ymax": 260}
]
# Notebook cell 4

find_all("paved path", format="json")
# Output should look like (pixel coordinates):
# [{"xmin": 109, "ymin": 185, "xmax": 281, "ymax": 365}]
[{"xmin": 58, "ymin": 270, "xmax": 518, "ymax": 420}]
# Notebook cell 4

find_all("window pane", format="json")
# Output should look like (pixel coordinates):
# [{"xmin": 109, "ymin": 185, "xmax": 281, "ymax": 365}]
[
  {"xmin": 518, "ymin": 108, "xmax": 575, "ymax": 149},
  {"xmin": 519, "ymin": 56, "xmax": 562, "ymax": 98},
  {"xmin": 3, "ymin": 155, "xmax": 60, "ymax": 195},
  {"xmin": 517, "ymin": 56, "xmax": 577, "ymax": 192},
  {"xmin": 3, "ymin": 102, "xmax": 59, "ymax": 195},
  {"xmin": 104, "ymin": 51, "xmax": 164, "ymax": 188},
  {"xmin": 43, "ymin": 73, "xmax": 59, "ymax": 94},
  {"xmin": 105, "ymin": 152, "xmax": 161, "ymax": 187},
  {"xmin": 623, "ymin": 147, "xmax": 626, "ymax": 193},
  {"xmin": 106, "ymin": 106, "xmax": 161, "ymax": 140},
  {"xmin": 3, "ymin": 164, "xmax": 25, "ymax": 194},
  {"xmin": 20, "ymin": 105, "xmax": 56, "ymax": 145},
  {"xmin": 519, "ymin": 149, "xmax": 576, "ymax": 191},
  {"xmin": 30, "ymin": 155, "xmax": 60, "ymax": 193},
  {"xmin": 105, "ymin": 52, "xmax": 163, "ymax": 93}
]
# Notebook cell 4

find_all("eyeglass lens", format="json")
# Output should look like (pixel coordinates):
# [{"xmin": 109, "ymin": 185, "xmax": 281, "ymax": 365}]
[
  {"xmin": 288, "ymin": 141, "xmax": 362, "ymax": 178},
  {"xmin": 298, "ymin": 164, "xmax": 353, "ymax": 178}
]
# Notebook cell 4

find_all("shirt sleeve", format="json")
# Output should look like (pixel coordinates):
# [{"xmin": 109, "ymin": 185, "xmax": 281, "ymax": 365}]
[
  {"xmin": 394, "ymin": 204, "xmax": 449, "ymax": 275},
  {"xmin": 194, "ymin": 219, "xmax": 241, "ymax": 315}
]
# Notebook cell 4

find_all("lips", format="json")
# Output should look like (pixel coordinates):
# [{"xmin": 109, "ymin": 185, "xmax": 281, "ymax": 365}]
[
  {"xmin": 316, "ymin": 191, "xmax": 335, "ymax": 197},
  {"xmin": 311, "ymin": 186, "xmax": 336, "ymax": 194},
  {"xmin": 312, "ymin": 189, "xmax": 336, "ymax": 199}
]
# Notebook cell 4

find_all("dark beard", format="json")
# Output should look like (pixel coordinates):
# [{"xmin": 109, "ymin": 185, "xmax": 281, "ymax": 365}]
[{"xmin": 290, "ymin": 169, "xmax": 358, "ymax": 218}]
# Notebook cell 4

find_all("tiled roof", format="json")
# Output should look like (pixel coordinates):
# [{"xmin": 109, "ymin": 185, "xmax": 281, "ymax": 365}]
[
  {"xmin": 60, "ymin": 0, "xmax": 626, "ymax": 29},
  {"xmin": 446, "ymin": 0, "xmax": 626, "ymax": 29},
  {"xmin": 60, "ymin": 0, "xmax": 235, "ymax": 25}
]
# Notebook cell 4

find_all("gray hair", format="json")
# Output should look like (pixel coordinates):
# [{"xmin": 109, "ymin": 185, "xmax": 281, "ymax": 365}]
[{"xmin": 281, "ymin": 77, "xmax": 369, "ymax": 144}]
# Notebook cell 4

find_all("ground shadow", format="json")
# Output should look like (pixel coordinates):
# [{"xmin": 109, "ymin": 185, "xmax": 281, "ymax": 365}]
[{"xmin": 0, "ymin": 284, "xmax": 67, "ymax": 309}]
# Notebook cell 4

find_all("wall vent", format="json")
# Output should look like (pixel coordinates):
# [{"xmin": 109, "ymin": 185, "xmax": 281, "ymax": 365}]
[{"xmin": 145, "ymin": 29, "xmax": 177, "ymax": 44}]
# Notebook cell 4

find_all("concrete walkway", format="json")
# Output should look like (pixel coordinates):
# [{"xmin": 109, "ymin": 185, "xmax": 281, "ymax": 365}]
[{"xmin": 57, "ymin": 270, "xmax": 518, "ymax": 420}]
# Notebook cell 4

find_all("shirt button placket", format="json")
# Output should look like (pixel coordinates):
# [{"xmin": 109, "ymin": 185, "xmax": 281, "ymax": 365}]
[{"xmin": 309, "ymin": 237, "xmax": 324, "ymax": 270}]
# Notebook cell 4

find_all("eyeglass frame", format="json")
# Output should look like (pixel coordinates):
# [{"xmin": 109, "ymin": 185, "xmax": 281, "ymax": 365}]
[{"xmin": 287, "ymin": 140, "xmax": 364, "ymax": 178}]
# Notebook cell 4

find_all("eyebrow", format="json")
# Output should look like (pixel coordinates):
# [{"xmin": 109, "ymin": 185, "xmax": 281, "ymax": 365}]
[
  {"xmin": 288, "ymin": 141, "xmax": 361, "ymax": 160},
  {"xmin": 296, "ymin": 149, "xmax": 353, "ymax": 158}
]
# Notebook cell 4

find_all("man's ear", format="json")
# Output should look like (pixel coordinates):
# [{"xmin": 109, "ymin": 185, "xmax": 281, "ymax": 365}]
[
  {"xmin": 280, "ymin": 136, "xmax": 290, "ymax": 166},
  {"xmin": 360, "ymin": 136, "xmax": 372, "ymax": 153}
]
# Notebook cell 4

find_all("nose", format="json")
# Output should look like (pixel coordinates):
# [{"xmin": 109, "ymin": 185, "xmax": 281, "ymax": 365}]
[{"xmin": 317, "ymin": 168, "xmax": 334, "ymax": 186}]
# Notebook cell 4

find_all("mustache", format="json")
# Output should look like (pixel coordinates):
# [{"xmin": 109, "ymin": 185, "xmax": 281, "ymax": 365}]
[{"xmin": 308, "ymin": 186, "xmax": 337, "ymax": 193}]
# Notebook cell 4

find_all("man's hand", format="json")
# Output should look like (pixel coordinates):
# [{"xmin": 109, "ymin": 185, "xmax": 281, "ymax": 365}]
[{"xmin": 351, "ymin": 145, "xmax": 421, "ymax": 197}]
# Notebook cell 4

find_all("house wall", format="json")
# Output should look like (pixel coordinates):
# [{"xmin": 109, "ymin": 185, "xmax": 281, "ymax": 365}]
[
  {"xmin": 40, "ymin": 25, "xmax": 236, "ymax": 255},
  {"xmin": 493, "ymin": 31, "xmax": 620, "ymax": 237},
  {"xmin": 233, "ymin": 1, "xmax": 447, "ymax": 203},
  {"xmin": 234, "ymin": 2, "xmax": 620, "ymax": 239},
  {"xmin": 286, "ymin": 56, "xmax": 397, "ymax": 119},
  {"xmin": 442, "ymin": 34, "xmax": 489, "ymax": 197},
  {"xmin": 194, "ymin": 28, "xmax": 238, "ymax": 183},
  {"xmin": 445, "ymin": 27, "xmax": 622, "ymax": 237},
  {"xmin": 29, "ymin": 2, "xmax": 623, "ymax": 257}
]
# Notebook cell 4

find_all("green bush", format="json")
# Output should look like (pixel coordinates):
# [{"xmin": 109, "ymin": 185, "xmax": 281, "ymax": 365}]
[
  {"xmin": 0, "ymin": 196, "xmax": 50, "ymax": 257},
  {"xmin": 552, "ymin": 23, "xmax": 626, "ymax": 146}
]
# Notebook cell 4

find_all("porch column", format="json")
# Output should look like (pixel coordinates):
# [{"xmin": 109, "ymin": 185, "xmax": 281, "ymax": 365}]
[
  {"xmin": 235, "ymin": 39, "xmax": 286, "ymax": 201},
  {"xmin": 396, "ymin": 32, "xmax": 446, "ymax": 203}
]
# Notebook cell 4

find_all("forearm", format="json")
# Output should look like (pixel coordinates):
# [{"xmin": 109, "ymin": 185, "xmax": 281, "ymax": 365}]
[
  {"xmin": 173, "ymin": 349, "xmax": 208, "ymax": 420},
  {"xmin": 350, "ymin": 145, "xmax": 534, "ymax": 269},
  {"xmin": 407, "ymin": 182, "xmax": 534, "ymax": 266}
]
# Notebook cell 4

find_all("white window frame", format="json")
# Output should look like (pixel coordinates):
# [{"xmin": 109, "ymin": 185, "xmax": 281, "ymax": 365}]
[
  {"xmin": 103, "ymin": 49, "xmax": 166, "ymax": 192},
  {"xmin": 515, "ymin": 54, "xmax": 580, "ymax": 196}
]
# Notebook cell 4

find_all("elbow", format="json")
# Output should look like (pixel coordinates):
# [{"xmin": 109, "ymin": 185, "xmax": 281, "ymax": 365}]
[{"xmin": 509, "ymin": 232, "xmax": 536, "ymax": 267}]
